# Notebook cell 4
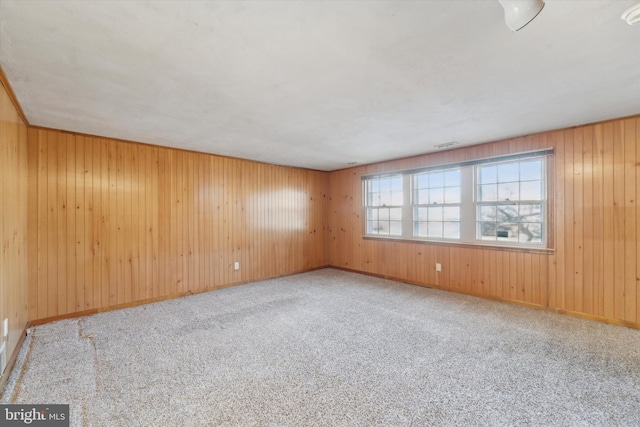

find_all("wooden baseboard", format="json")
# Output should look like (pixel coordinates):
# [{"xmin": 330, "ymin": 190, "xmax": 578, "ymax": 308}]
[
  {"xmin": 0, "ymin": 323, "xmax": 30, "ymax": 393},
  {"xmin": 329, "ymin": 266, "xmax": 544, "ymax": 310},
  {"xmin": 329, "ymin": 266, "xmax": 640, "ymax": 331},
  {"xmin": 548, "ymin": 308, "xmax": 640, "ymax": 330},
  {"xmin": 30, "ymin": 266, "xmax": 330, "ymax": 326}
]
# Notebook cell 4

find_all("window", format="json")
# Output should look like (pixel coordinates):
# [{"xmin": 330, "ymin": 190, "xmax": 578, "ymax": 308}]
[
  {"xmin": 365, "ymin": 174, "xmax": 403, "ymax": 236},
  {"xmin": 413, "ymin": 169, "xmax": 461, "ymax": 239},
  {"xmin": 476, "ymin": 159, "xmax": 544, "ymax": 244},
  {"xmin": 362, "ymin": 151, "xmax": 550, "ymax": 248}
]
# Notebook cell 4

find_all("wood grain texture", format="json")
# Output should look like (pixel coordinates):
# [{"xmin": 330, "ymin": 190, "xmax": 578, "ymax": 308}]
[
  {"xmin": 28, "ymin": 129, "xmax": 329, "ymax": 321},
  {"xmin": 0, "ymin": 77, "xmax": 29, "ymax": 375},
  {"xmin": 327, "ymin": 116, "xmax": 640, "ymax": 327}
]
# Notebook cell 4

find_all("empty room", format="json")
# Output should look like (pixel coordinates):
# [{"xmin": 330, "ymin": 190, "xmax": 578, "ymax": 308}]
[{"xmin": 1, "ymin": 0, "xmax": 639, "ymax": 425}]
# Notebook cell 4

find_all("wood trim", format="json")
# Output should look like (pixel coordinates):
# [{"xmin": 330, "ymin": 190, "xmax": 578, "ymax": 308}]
[
  {"xmin": 0, "ymin": 65, "xmax": 29, "ymax": 126},
  {"xmin": 29, "ymin": 266, "xmax": 329, "ymax": 326},
  {"xmin": 28, "ymin": 125, "xmax": 326, "ymax": 173},
  {"xmin": 550, "ymin": 308, "xmax": 640, "ymax": 331},
  {"xmin": 0, "ymin": 324, "xmax": 29, "ymax": 394},
  {"xmin": 362, "ymin": 236, "xmax": 555, "ymax": 255}
]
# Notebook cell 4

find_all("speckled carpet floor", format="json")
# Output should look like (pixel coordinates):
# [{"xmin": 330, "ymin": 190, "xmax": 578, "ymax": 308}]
[{"xmin": 2, "ymin": 269, "xmax": 640, "ymax": 426}]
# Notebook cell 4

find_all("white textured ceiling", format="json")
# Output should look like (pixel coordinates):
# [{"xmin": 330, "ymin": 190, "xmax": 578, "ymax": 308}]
[{"xmin": 1, "ymin": 1, "xmax": 639, "ymax": 171}]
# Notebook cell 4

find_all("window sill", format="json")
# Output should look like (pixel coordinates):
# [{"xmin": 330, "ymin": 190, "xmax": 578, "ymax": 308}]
[{"xmin": 362, "ymin": 235, "xmax": 555, "ymax": 254}]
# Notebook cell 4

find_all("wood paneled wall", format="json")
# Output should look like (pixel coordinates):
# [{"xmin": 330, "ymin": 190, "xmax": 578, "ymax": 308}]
[
  {"xmin": 328, "ymin": 116, "xmax": 640, "ymax": 328},
  {"xmin": 0, "ymin": 75, "xmax": 29, "ymax": 374},
  {"xmin": 28, "ymin": 128, "xmax": 328, "ymax": 321}
]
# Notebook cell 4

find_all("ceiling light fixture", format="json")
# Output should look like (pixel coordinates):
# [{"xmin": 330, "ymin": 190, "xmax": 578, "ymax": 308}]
[
  {"xmin": 621, "ymin": 3, "xmax": 640, "ymax": 25},
  {"xmin": 499, "ymin": 0, "xmax": 545, "ymax": 32}
]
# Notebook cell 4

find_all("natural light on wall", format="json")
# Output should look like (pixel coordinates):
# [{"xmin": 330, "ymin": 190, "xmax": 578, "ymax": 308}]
[{"xmin": 251, "ymin": 189, "xmax": 308, "ymax": 231}]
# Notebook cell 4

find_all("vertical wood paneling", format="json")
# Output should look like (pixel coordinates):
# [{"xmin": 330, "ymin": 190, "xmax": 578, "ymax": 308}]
[
  {"xmin": 564, "ymin": 130, "xmax": 575, "ymax": 312},
  {"xmin": 582, "ymin": 127, "xmax": 594, "ymax": 315},
  {"xmin": 1, "ymin": 78, "xmax": 29, "ymax": 374},
  {"xmin": 28, "ymin": 128, "xmax": 329, "ymax": 321},
  {"xmin": 27, "ymin": 128, "xmax": 38, "ymax": 320},
  {"xmin": 602, "ymin": 122, "xmax": 615, "ymax": 319},
  {"xmin": 592, "ymin": 125, "xmax": 604, "ymax": 317},
  {"xmin": 624, "ymin": 119, "xmax": 636, "ymax": 323},
  {"xmin": 613, "ymin": 123, "xmax": 626, "ymax": 320},
  {"xmin": 47, "ymin": 131, "xmax": 58, "ymax": 317},
  {"xmin": 328, "ymin": 116, "xmax": 640, "ymax": 327},
  {"xmin": 66, "ymin": 134, "xmax": 77, "ymax": 312},
  {"xmin": 37, "ymin": 131, "xmax": 48, "ymax": 317},
  {"xmin": 637, "ymin": 119, "xmax": 640, "ymax": 324},
  {"xmin": 573, "ymin": 128, "xmax": 584, "ymax": 313}
]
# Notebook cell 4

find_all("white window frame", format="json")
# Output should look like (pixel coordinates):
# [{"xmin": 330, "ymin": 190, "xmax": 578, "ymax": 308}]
[
  {"xmin": 362, "ymin": 150, "xmax": 551, "ymax": 250},
  {"xmin": 363, "ymin": 174, "xmax": 405, "ymax": 237}
]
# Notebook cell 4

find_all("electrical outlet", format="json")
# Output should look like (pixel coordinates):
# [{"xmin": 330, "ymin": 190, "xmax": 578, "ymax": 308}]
[
  {"xmin": 234, "ymin": 261, "xmax": 240, "ymax": 271},
  {"xmin": 3, "ymin": 318, "xmax": 7, "ymax": 337},
  {"xmin": 435, "ymin": 263, "xmax": 442, "ymax": 272}
]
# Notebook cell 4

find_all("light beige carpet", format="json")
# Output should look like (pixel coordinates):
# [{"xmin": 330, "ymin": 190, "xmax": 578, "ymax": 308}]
[{"xmin": 2, "ymin": 269, "xmax": 639, "ymax": 426}]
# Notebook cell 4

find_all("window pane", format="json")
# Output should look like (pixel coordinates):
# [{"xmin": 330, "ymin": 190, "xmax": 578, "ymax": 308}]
[
  {"xmin": 415, "ymin": 222, "xmax": 429, "ymax": 237},
  {"xmin": 498, "ymin": 182, "xmax": 519, "ymax": 201},
  {"xmin": 389, "ymin": 221, "xmax": 402, "ymax": 235},
  {"xmin": 519, "ymin": 223, "xmax": 542, "ymax": 243},
  {"xmin": 498, "ymin": 162, "xmax": 519, "ymax": 182},
  {"xmin": 479, "ymin": 166, "xmax": 497, "ymax": 184},
  {"xmin": 380, "ymin": 179, "xmax": 390, "ymax": 191},
  {"xmin": 369, "ymin": 208, "xmax": 379, "ymax": 220},
  {"xmin": 429, "ymin": 188, "xmax": 445, "ymax": 204},
  {"xmin": 391, "ymin": 191, "xmax": 403, "ymax": 205},
  {"xmin": 391, "ymin": 176, "xmax": 403, "ymax": 191},
  {"xmin": 479, "ymin": 205, "xmax": 496, "ymax": 221},
  {"xmin": 519, "ymin": 204, "xmax": 542, "ymax": 222},
  {"xmin": 479, "ymin": 222, "xmax": 496, "ymax": 239},
  {"xmin": 520, "ymin": 180, "xmax": 542, "ymax": 200},
  {"xmin": 428, "ymin": 206, "xmax": 443, "ymax": 221},
  {"xmin": 428, "ymin": 222, "xmax": 443, "ymax": 238},
  {"xmin": 379, "ymin": 208, "xmax": 390, "ymax": 220},
  {"xmin": 444, "ymin": 186, "xmax": 461, "ymax": 204},
  {"xmin": 443, "ymin": 206, "xmax": 459, "ymax": 221},
  {"xmin": 416, "ymin": 174, "xmax": 429, "ymax": 188},
  {"xmin": 520, "ymin": 160, "xmax": 542, "ymax": 181},
  {"xmin": 429, "ymin": 171, "xmax": 444, "ymax": 187},
  {"xmin": 443, "ymin": 222, "xmax": 460, "ymax": 238},
  {"xmin": 378, "ymin": 222, "xmax": 390, "ymax": 235},
  {"xmin": 444, "ymin": 169, "xmax": 460, "ymax": 184},
  {"xmin": 497, "ymin": 223, "xmax": 518, "ymax": 241},
  {"xmin": 478, "ymin": 184, "xmax": 497, "ymax": 202},
  {"xmin": 390, "ymin": 208, "xmax": 402, "ymax": 221},
  {"xmin": 415, "ymin": 189, "xmax": 428, "ymax": 204},
  {"xmin": 497, "ymin": 204, "xmax": 518, "ymax": 222},
  {"xmin": 379, "ymin": 192, "xmax": 391, "ymax": 206},
  {"xmin": 371, "ymin": 221, "xmax": 386, "ymax": 234},
  {"xmin": 370, "ymin": 179, "xmax": 380, "ymax": 193},
  {"xmin": 415, "ymin": 207, "xmax": 428, "ymax": 221}
]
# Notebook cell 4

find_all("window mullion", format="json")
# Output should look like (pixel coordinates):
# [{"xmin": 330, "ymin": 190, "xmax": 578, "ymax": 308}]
[
  {"xmin": 402, "ymin": 174, "xmax": 413, "ymax": 239},
  {"xmin": 460, "ymin": 165, "xmax": 475, "ymax": 242}
]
